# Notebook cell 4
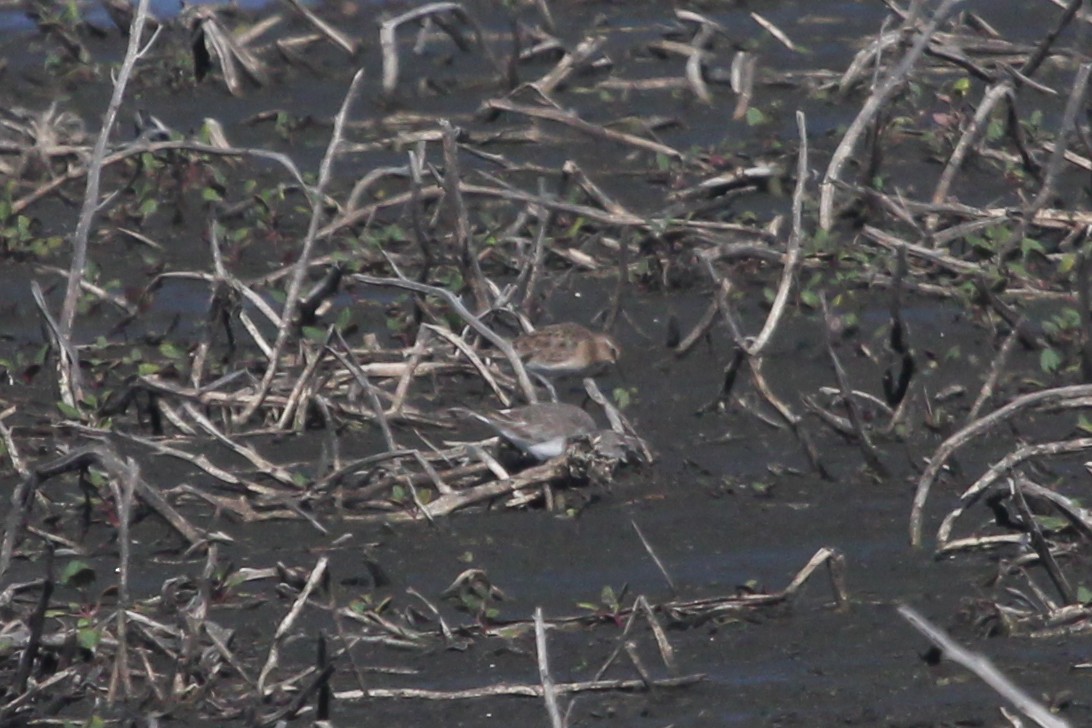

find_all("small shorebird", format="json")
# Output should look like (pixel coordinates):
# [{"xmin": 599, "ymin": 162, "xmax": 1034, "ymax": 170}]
[
  {"xmin": 513, "ymin": 323, "xmax": 620, "ymax": 397},
  {"xmin": 451, "ymin": 402, "xmax": 597, "ymax": 461}
]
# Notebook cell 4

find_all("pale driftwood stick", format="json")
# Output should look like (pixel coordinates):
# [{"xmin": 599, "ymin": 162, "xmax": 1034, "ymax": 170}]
[
  {"xmin": 1013, "ymin": 62, "xmax": 1092, "ymax": 252},
  {"xmin": 930, "ymin": 0, "xmax": 1083, "ymax": 230},
  {"xmin": 582, "ymin": 379, "xmax": 653, "ymax": 462},
  {"xmin": 191, "ymin": 220, "xmax": 225, "ymax": 388},
  {"xmin": 684, "ymin": 24, "xmax": 715, "ymax": 104},
  {"xmin": 0, "ymin": 407, "xmax": 27, "ymax": 478},
  {"xmin": 106, "ymin": 457, "xmax": 137, "ymax": 701},
  {"xmin": 282, "ymin": 0, "xmax": 357, "ymax": 54},
  {"xmin": 380, "ymin": 3, "xmax": 464, "ymax": 94},
  {"xmin": 277, "ymin": 328, "xmax": 333, "ymax": 430},
  {"xmin": 747, "ymin": 111, "xmax": 807, "ymax": 357},
  {"xmin": 0, "ymin": 445, "xmax": 202, "ymax": 581},
  {"xmin": 322, "ymin": 180, "xmax": 646, "ymax": 239},
  {"xmin": 631, "ymin": 520, "xmax": 676, "ymax": 595},
  {"xmin": 1081, "ymin": 240, "xmax": 1092, "ymax": 381},
  {"xmin": 751, "ymin": 357, "xmax": 830, "ymax": 479},
  {"xmin": 30, "ymin": 281, "xmax": 83, "ymax": 409},
  {"xmin": 1009, "ymin": 478, "xmax": 1075, "ymax": 605},
  {"xmin": 673, "ymin": 296, "xmax": 718, "ymax": 356},
  {"xmin": 819, "ymin": 0, "xmax": 961, "ymax": 230},
  {"xmin": 911, "ymin": 383, "xmax": 1092, "ymax": 547},
  {"xmin": 593, "ymin": 598, "xmax": 642, "ymax": 681},
  {"xmin": 534, "ymin": 608, "xmax": 564, "ymax": 728},
  {"xmin": 530, "ymin": 35, "xmax": 605, "ymax": 97},
  {"xmin": 190, "ymin": 8, "xmax": 270, "ymax": 95},
  {"xmin": 749, "ymin": 11, "xmax": 797, "ymax": 52},
  {"xmin": 624, "ymin": 642, "xmax": 653, "ymax": 688},
  {"xmin": 564, "ymin": 160, "xmax": 636, "ymax": 220},
  {"xmin": 839, "ymin": 24, "xmax": 898, "ymax": 93},
  {"xmin": 485, "ymin": 98, "xmax": 683, "ymax": 160},
  {"xmin": 441, "ymin": 119, "xmax": 489, "ymax": 314},
  {"xmin": 423, "ymin": 324, "xmax": 511, "ymax": 407},
  {"xmin": 240, "ymin": 69, "xmax": 364, "ymax": 424},
  {"xmin": 731, "ymin": 51, "xmax": 756, "ymax": 120},
  {"xmin": 368, "ymin": 458, "xmax": 569, "ymax": 522},
  {"xmin": 329, "ymin": 333, "xmax": 398, "ymax": 452},
  {"xmin": 1016, "ymin": 475, "xmax": 1092, "ymax": 541},
  {"xmin": 258, "ymin": 556, "xmax": 329, "ymax": 695},
  {"xmin": 820, "ymin": 295, "xmax": 887, "ymax": 476},
  {"xmin": 953, "ymin": 437, "xmax": 1092, "ymax": 513},
  {"xmin": 37, "ymin": 264, "xmax": 137, "ymax": 316},
  {"xmin": 109, "ymin": 427, "xmax": 274, "ymax": 492},
  {"xmin": 929, "ymin": 82, "xmax": 1011, "ymax": 228},
  {"xmin": 964, "ymin": 328, "xmax": 1018, "ymax": 425},
  {"xmin": 635, "ymin": 595, "xmax": 677, "ymax": 674},
  {"xmin": 60, "ymin": 0, "xmax": 158, "ymax": 335},
  {"xmin": 897, "ymin": 604, "xmax": 1070, "ymax": 728},
  {"xmin": 15, "ymin": 138, "xmax": 306, "ymax": 217},
  {"xmin": 861, "ymin": 225, "xmax": 984, "ymax": 275},
  {"xmin": 661, "ymin": 547, "xmax": 847, "ymax": 616},
  {"xmin": 182, "ymin": 403, "xmax": 303, "ymax": 487},
  {"xmin": 353, "ymin": 274, "xmax": 538, "ymax": 403},
  {"xmin": 334, "ymin": 673, "xmax": 705, "ymax": 701},
  {"xmin": 520, "ymin": 177, "xmax": 553, "ymax": 314},
  {"xmin": 388, "ymin": 325, "xmax": 432, "ymax": 416}
]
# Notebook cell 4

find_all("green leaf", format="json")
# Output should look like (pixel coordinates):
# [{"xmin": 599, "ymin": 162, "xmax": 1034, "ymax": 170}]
[
  {"xmin": 336, "ymin": 306, "xmax": 352, "ymax": 330},
  {"xmin": 1077, "ymin": 585, "xmax": 1092, "ymax": 604},
  {"xmin": 56, "ymin": 401, "xmax": 81, "ymax": 419},
  {"xmin": 159, "ymin": 341, "xmax": 185, "ymax": 360},
  {"xmin": 1040, "ymin": 347, "xmax": 1061, "ymax": 373},
  {"xmin": 301, "ymin": 326, "xmax": 327, "ymax": 343},
  {"xmin": 612, "ymin": 387, "xmax": 632, "ymax": 410},
  {"xmin": 60, "ymin": 560, "xmax": 96, "ymax": 587},
  {"xmin": 1020, "ymin": 237, "xmax": 1045, "ymax": 257},
  {"xmin": 1033, "ymin": 515, "xmax": 1067, "ymax": 532},
  {"xmin": 745, "ymin": 107, "xmax": 767, "ymax": 127},
  {"xmin": 78, "ymin": 626, "xmax": 102, "ymax": 651},
  {"xmin": 138, "ymin": 362, "xmax": 162, "ymax": 376}
]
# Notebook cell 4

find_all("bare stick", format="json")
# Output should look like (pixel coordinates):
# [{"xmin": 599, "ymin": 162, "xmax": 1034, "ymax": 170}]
[
  {"xmin": 31, "ymin": 281, "xmax": 83, "ymax": 409},
  {"xmin": 441, "ymin": 119, "xmax": 490, "ymax": 312},
  {"xmin": 60, "ymin": 0, "xmax": 159, "ymax": 335},
  {"xmin": 1012, "ymin": 63, "xmax": 1092, "ymax": 254},
  {"xmin": 631, "ymin": 520, "xmax": 676, "ymax": 595},
  {"xmin": 819, "ymin": 0, "xmax": 961, "ymax": 230},
  {"xmin": 258, "ymin": 556, "xmax": 329, "ymax": 694},
  {"xmin": 240, "ymin": 69, "xmax": 364, "ymax": 423},
  {"xmin": 964, "ymin": 328, "xmax": 1018, "ymax": 424},
  {"xmin": 910, "ymin": 383, "xmax": 1092, "ymax": 546},
  {"xmin": 353, "ymin": 274, "xmax": 538, "ymax": 403},
  {"xmin": 821, "ymin": 294, "xmax": 887, "ymax": 476},
  {"xmin": 747, "ymin": 110, "xmax": 807, "ymax": 356},
  {"xmin": 107, "ymin": 456, "xmax": 137, "ymax": 701},
  {"xmin": 898, "ymin": 605, "xmax": 1070, "ymax": 728},
  {"xmin": 534, "ymin": 607, "xmax": 564, "ymax": 728}
]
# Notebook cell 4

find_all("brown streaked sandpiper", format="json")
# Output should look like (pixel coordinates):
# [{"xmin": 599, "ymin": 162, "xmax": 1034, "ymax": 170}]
[{"xmin": 513, "ymin": 323, "xmax": 620, "ymax": 398}]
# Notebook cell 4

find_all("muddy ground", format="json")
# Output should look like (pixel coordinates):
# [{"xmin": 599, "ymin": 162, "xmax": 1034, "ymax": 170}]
[{"xmin": 1, "ymin": 0, "xmax": 1092, "ymax": 725}]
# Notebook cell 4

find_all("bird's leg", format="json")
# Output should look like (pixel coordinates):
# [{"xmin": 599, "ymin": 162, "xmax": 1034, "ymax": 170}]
[{"xmin": 534, "ymin": 372, "xmax": 559, "ymax": 402}]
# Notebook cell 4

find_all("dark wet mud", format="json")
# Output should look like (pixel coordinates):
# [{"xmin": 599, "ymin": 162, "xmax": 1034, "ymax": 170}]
[{"xmin": 2, "ymin": 0, "xmax": 1092, "ymax": 726}]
